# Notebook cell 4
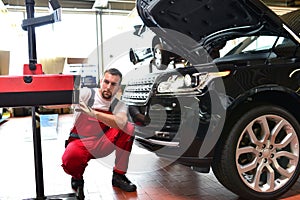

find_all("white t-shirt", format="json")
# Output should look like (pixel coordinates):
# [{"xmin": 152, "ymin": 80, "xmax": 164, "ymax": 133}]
[{"xmin": 73, "ymin": 87, "xmax": 127, "ymax": 121}]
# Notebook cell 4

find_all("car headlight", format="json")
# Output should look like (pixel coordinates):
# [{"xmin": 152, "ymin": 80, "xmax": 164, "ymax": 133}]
[{"xmin": 157, "ymin": 71, "xmax": 230, "ymax": 94}]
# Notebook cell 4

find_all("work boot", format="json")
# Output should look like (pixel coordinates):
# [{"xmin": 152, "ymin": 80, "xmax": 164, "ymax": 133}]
[
  {"xmin": 71, "ymin": 177, "xmax": 85, "ymax": 200},
  {"xmin": 112, "ymin": 172, "xmax": 137, "ymax": 192}
]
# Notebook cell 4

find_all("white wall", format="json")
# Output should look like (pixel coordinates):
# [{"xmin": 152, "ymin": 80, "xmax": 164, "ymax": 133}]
[{"xmin": 0, "ymin": 8, "xmax": 129, "ymax": 75}]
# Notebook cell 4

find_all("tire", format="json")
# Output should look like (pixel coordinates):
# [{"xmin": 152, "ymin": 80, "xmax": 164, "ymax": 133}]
[
  {"xmin": 152, "ymin": 42, "xmax": 171, "ymax": 70},
  {"xmin": 212, "ymin": 105, "xmax": 300, "ymax": 200}
]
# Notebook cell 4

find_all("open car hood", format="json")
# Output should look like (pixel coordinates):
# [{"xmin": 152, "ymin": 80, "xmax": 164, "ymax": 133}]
[{"xmin": 136, "ymin": 0, "xmax": 287, "ymax": 46}]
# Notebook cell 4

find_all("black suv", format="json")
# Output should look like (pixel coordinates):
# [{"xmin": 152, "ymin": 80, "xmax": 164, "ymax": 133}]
[{"xmin": 122, "ymin": 0, "xmax": 300, "ymax": 199}]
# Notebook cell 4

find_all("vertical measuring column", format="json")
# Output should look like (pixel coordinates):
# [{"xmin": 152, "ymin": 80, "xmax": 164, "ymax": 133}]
[
  {"xmin": 24, "ymin": 0, "xmax": 45, "ymax": 199},
  {"xmin": 25, "ymin": 0, "xmax": 37, "ymax": 67}
]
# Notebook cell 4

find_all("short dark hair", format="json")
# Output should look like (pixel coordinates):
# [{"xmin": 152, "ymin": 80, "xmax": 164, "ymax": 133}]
[{"xmin": 104, "ymin": 68, "xmax": 122, "ymax": 83}]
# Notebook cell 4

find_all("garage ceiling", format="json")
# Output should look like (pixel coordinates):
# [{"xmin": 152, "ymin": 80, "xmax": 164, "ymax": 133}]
[{"xmin": 3, "ymin": 0, "xmax": 136, "ymax": 12}]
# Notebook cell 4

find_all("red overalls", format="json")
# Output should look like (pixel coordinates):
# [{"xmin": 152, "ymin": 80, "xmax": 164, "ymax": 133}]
[{"xmin": 61, "ymin": 109, "xmax": 135, "ymax": 180}]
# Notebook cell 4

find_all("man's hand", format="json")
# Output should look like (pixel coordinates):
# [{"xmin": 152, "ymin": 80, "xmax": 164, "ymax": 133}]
[{"xmin": 75, "ymin": 101, "xmax": 96, "ymax": 118}]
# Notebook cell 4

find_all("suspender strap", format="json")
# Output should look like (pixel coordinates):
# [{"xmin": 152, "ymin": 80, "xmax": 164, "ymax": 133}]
[
  {"xmin": 69, "ymin": 125, "xmax": 110, "ymax": 139},
  {"xmin": 69, "ymin": 133, "xmax": 88, "ymax": 139},
  {"xmin": 87, "ymin": 88, "xmax": 95, "ymax": 107}
]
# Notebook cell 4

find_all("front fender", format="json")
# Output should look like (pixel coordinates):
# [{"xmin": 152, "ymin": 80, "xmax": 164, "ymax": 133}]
[{"xmin": 226, "ymin": 84, "xmax": 297, "ymax": 113}]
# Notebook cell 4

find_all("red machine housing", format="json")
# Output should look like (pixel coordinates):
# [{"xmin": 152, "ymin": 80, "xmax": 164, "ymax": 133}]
[{"xmin": 0, "ymin": 64, "xmax": 80, "ymax": 107}]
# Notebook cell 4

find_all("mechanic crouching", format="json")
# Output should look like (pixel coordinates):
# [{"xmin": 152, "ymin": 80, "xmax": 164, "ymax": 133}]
[{"xmin": 51, "ymin": 68, "xmax": 137, "ymax": 199}]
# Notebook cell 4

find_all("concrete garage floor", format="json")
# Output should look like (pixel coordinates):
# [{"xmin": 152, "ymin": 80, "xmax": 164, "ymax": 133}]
[{"xmin": 0, "ymin": 114, "xmax": 299, "ymax": 200}]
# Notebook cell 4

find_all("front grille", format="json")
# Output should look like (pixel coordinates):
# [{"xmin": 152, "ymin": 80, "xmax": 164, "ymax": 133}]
[{"xmin": 122, "ymin": 74, "xmax": 157, "ymax": 105}]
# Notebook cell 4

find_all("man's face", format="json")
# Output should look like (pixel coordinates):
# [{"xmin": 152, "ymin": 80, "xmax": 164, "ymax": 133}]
[{"xmin": 99, "ymin": 72, "xmax": 121, "ymax": 100}]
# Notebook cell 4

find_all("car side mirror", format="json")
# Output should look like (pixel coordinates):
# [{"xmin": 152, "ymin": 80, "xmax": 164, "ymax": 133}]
[{"xmin": 133, "ymin": 24, "xmax": 146, "ymax": 36}]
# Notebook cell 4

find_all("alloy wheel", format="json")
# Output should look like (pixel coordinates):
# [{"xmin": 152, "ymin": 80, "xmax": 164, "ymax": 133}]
[{"xmin": 236, "ymin": 114, "xmax": 299, "ymax": 193}]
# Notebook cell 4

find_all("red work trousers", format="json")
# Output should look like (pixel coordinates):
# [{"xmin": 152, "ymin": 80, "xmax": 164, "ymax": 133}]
[{"xmin": 61, "ymin": 123, "xmax": 135, "ymax": 180}]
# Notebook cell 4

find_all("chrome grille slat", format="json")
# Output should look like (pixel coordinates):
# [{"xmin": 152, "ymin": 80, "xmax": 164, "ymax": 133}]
[{"xmin": 122, "ymin": 74, "xmax": 158, "ymax": 105}]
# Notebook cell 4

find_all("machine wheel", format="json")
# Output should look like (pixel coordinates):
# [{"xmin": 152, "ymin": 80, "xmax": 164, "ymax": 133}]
[{"xmin": 212, "ymin": 105, "xmax": 300, "ymax": 200}]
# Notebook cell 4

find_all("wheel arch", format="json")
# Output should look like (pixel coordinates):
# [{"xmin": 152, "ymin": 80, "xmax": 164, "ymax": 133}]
[{"xmin": 225, "ymin": 87, "xmax": 300, "ymax": 134}]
